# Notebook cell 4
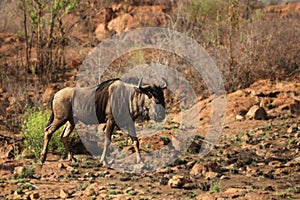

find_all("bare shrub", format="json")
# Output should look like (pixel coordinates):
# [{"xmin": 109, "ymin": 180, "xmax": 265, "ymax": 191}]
[
  {"xmin": 170, "ymin": 1, "xmax": 300, "ymax": 93},
  {"xmin": 217, "ymin": 10, "xmax": 300, "ymax": 92}
]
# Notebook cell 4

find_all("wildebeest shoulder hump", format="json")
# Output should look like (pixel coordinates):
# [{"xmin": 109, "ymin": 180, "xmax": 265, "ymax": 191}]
[
  {"xmin": 95, "ymin": 78, "xmax": 120, "ymax": 123},
  {"xmin": 96, "ymin": 78, "xmax": 120, "ymax": 92}
]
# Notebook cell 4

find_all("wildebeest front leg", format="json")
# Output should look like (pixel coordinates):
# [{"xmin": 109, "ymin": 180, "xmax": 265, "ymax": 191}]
[
  {"xmin": 60, "ymin": 121, "xmax": 76, "ymax": 162},
  {"xmin": 100, "ymin": 119, "xmax": 114, "ymax": 166},
  {"xmin": 128, "ymin": 124, "xmax": 143, "ymax": 164}
]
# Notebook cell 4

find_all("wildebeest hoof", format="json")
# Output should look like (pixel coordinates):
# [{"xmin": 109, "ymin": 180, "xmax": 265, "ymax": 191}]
[
  {"xmin": 136, "ymin": 158, "xmax": 144, "ymax": 164},
  {"xmin": 99, "ymin": 159, "xmax": 114, "ymax": 167},
  {"xmin": 67, "ymin": 154, "xmax": 77, "ymax": 163},
  {"xmin": 40, "ymin": 155, "xmax": 46, "ymax": 163},
  {"xmin": 133, "ymin": 163, "xmax": 146, "ymax": 173}
]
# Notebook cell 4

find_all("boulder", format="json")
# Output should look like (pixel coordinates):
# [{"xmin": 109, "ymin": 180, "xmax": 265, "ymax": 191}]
[
  {"xmin": 235, "ymin": 114, "xmax": 245, "ymax": 121},
  {"xmin": 95, "ymin": 23, "xmax": 110, "ymax": 42},
  {"xmin": 29, "ymin": 192, "xmax": 40, "ymax": 199},
  {"xmin": 93, "ymin": 8, "xmax": 113, "ymax": 24},
  {"xmin": 196, "ymin": 193, "xmax": 217, "ymax": 200},
  {"xmin": 60, "ymin": 189, "xmax": 69, "ymax": 199},
  {"xmin": 84, "ymin": 183, "xmax": 98, "ymax": 197},
  {"xmin": 168, "ymin": 175, "xmax": 185, "ymax": 188},
  {"xmin": 13, "ymin": 166, "xmax": 25, "ymax": 177},
  {"xmin": 0, "ymin": 144, "xmax": 14, "ymax": 159},
  {"xmin": 190, "ymin": 163, "xmax": 207, "ymax": 176},
  {"xmin": 290, "ymin": 100, "xmax": 300, "ymax": 115},
  {"xmin": 204, "ymin": 171, "xmax": 219, "ymax": 180},
  {"xmin": 287, "ymin": 125, "xmax": 298, "ymax": 134},
  {"xmin": 190, "ymin": 162, "xmax": 222, "ymax": 178},
  {"xmin": 246, "ymin": 105, "xmax": 267, "ymax": 120},
  {"xmin": 107, "ymin": 5, "xmax": 167, "ymax": 34},
  {"xmin": 107, "ymin": 13, "xmax": 134, "ymax": 34}
]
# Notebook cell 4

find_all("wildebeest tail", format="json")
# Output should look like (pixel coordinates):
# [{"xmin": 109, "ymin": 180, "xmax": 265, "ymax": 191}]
[{"xmin": 46, "ymin": 97, "xmax": 54, "ymax": 128}]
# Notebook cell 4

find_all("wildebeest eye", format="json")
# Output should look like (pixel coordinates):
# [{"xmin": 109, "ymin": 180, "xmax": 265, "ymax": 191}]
[{"xmin": 146, "ymin": 91, "xmax": 153, "ymax": 99}]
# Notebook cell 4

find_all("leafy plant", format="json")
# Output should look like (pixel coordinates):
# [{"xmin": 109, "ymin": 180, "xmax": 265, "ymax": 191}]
[
  {"xmin": 15, "ymin": 182, "xmax": 35, "ymax": 195},
  {"xmin": 188, "ymin": 0, "xmax": 224, "ymax": 24},
  {"xmin": 160, "ymin": 135, "xmax": 171, "ymax": 145},
  {"xmin": 285, "ymin": 187, "xmax": 299, "ymax": 194},
  {"xmin": 79, "ymin": 182, "xmax": 90, "ymax": 191},
  {"xmin": 107, "ymin": 189, "xmax": 117, "ymax": 195},
  {"xmin": 130, "ymin": 49, "xmax": 145, "ymax": 65},
  {"xmin": 142, "ymin": 144, "xmax": 150, "ymax": 153},
  {"xmin": 18, "ymin": 166, "xmax": 35, "ymax": 179},
  {"xmin": 231, "ymin": 135, "xmax": 242, "ymax": 142},
  {"xmin": 210, "ymin": 182, "xmax": 221, "ymax": 193},
  {"xmin": 0, "ymin": 178, "xmax": 6, "ymax": 183},
  {"xmin": 22, "ymin": 107, "xmax": 66, "ymax": 159},
  {"xmin": 199, "ymin": 182, "xmax": 210, "ymax": 191},
  {"xmin": 9, "ymin": 179, "xmax": 26, "ymax": 185},
  {"xmin": 127, "ymin": 189, "xmax": 138, "ymax": 195},
  {"xmin": 287, "ymin": 138, "xmax": 297, "ymax": 147},
  {"xmin": 261, "ymin": 124, "xmax": 274, "ymax": 131}
]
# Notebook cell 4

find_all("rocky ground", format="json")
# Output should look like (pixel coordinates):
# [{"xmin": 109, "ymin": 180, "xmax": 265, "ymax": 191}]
[
  {"xmin": 0, "ymin": 79, "xmax": 300, "ymax": 200},
  {"xmin": 0, "ymin": 1, "xmax": 300, "ymax": 199}
]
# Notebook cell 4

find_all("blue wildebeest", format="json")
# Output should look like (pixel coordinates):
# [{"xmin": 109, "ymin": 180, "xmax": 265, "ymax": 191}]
[{"xmin": 41, "ymin": 78, "xmax": 167, "ymax": 165}]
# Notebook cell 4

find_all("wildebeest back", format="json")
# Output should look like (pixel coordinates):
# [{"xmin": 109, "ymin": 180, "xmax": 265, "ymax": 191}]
[{"xmin": 72, "ymin": 86, "xmax": 99, "ymax": 124}]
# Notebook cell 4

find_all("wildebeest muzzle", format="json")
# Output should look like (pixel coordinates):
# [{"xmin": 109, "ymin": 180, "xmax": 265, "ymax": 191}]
[{"xmin": 149, "ymin": 103, "xmax": 166, "ymax": 122}]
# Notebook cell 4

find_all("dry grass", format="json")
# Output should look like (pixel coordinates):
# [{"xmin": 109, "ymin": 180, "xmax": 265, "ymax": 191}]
[{"xmin": 0, "ymin": 0, "xmax": 299, "ymax": 130}]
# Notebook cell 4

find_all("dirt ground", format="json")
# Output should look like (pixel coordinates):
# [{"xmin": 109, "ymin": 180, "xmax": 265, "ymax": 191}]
[
  {"xmin": 0, "ymin": 1, "xmax": 299, "ymax": 199},
  {"xmin": 0, "ymin": 79, "xmax": 300, "ymax": 200}
]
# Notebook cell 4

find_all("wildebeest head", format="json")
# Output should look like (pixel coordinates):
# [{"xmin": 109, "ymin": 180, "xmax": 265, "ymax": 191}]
[{"xmin": 135, "ymin": 78, "xmax": 167, "ymax": 122}]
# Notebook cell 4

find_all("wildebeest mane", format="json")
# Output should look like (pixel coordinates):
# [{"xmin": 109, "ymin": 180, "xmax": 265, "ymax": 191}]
[
  {"xmin": 94, "ymin": 78, "xmax": 120, "ymax": 123},
  {"xmin": 96, "ymin": 78, "xmax": 119, "ymax": 92}
]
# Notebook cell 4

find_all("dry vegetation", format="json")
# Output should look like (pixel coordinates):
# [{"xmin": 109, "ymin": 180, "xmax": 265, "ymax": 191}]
[{"xmin": 0, "ymin": 0, "xmax": 299, "ymax": 199}]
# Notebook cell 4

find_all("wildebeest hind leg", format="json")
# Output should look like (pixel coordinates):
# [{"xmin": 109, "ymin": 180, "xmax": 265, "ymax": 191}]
[
  {"xmin": 61, "ymin": 121, "xmax": 76, "ymax": 162},
  {"xmin": 41, "ymin": 119, "xmax": 65, "ymax": 163}
]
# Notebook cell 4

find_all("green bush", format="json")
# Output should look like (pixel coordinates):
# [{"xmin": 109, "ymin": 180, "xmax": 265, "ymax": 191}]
[{"xmin": 22, "ymin": 108, "xmax": 65, "ymax": 159}]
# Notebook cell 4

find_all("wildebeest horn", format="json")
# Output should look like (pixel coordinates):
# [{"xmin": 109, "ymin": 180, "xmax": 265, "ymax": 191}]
[
  {"xmin": 137, "ymin": 77, "xmax": 143, "ymax": 88},
  {"xmin": 161, "ymin": 78, "xmax": 167, "ymax": 89},
  {"xmin": 138, "ymin": 77, "xmax": 152, "ymax": 90}
]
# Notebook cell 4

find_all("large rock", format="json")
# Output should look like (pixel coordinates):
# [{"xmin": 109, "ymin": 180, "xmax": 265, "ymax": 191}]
[
  {"xmin": 0, "ymin": 144, "xmax": 14, "ymax": 159},
  {"xmin": 196, "ymin": 193, "xmax": 217, "ymax": 200},
  {"xmin": 223, "ymin": 188, "xmax": 247, "ymax": 198},
  {"xmin": 60, "ymin": 189, "xmax": 69, "ymax": 199},
  {"xmin": 190, "ymin": 163, "xmax": 207, "ymax": 176},
  {"xmin": 107, "ymin": 13, "xmax": 134, "ymax": 34},
  {"xmin": 94, "ymin": 23, "xmax": 110, "ymax": 42},
  {"xmin": 190, "ymin": 162, "xmax": 222, "ymax": 178},
  {"xmin": 13, "ymin": 166, "xmax": 25, "ymax": 178},
  {"xmin": 93, "ymin": 8, "xmax": 114, "ymax": 25},
  {"xmin": 168, "ymin": 175, "xmax": 186, "ymax": 188},
  {"xmin": 29, "ymin": 192, "xmax": 40, "ymax": 199},
  {"xmin": 266, "ymin": 3, "xmax": 300, "ymax": 17},
  {"xmin": 290, "ymin": 100, "xmax": 300, "ymax": 115},
  {"xmin": 83, "ymin": 183, "xmax": 98, "ymax": 197},
  {"xmin": 246, "ymin": 105, "xmax": 267, "ymax": 120},
  {"xmin": 107, "ymin": 5, "xmax": 167, "ymax": 34}
]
